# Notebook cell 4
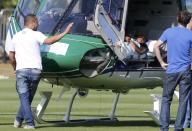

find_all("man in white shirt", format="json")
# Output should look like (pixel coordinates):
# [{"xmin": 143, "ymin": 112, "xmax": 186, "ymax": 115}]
[{"xmin": 8, "ymin": 14, "xmax": 73, "ymax": 129}]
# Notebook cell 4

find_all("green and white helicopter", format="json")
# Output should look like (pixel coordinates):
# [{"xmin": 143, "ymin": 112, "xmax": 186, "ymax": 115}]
[{"xmin": 5, "ymin": 0, "xmax": 192, "ymax": 125}]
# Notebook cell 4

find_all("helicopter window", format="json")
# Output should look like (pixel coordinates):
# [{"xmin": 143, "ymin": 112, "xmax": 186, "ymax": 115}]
[
  {"xmin": 185, "ymin": 0, "xmax": 192, "ymax": 13},
  {"xmin": 103, "ymin": 0, "xmax": 124, "ymax": 31},
  {"xmin": 59, "ymin": 0, "xmax": 97, "ymax": 35},
  {"xmin": 37, "ymin": 0, "xmax": 72, "ymax": 34},
  {"xmin": 22, "ymin": 0, "xmax": 40, "ymax": 16},
  {"xmin": 18, "ymin": 0, "xmax": 24, "ymax": 8},
  {"xmin": 103, "ymin": 0, "xmax": 110, "ymax": 13},
  {"xmin": 71, "ymin": 0, "xmax": 96, "ymax": 16},
  {"xmin": 15, "ymin": 0, "xmax": 40, "ymax": 28},
  {"xmin": 15, "ymin": 8, "xmax": 24, "ymax": 28}
]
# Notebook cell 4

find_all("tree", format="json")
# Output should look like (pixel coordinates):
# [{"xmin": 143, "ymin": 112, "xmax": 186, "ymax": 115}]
[{"xmin": 0, "ymin": 0, "xmax": 19, "ymax": 9}]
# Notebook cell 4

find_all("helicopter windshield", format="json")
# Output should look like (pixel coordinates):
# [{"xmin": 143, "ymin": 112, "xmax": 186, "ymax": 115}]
[
  {"xmin": 59, "ymin": 0, "xmax": 97, "ymax": 35},
  {"xmin": 37, "ymin": 0, "xmax": 72, "ymax": 34},
  {"xmin": 37, "ymin": 0, "xmax": 96, "ymax": 35}
]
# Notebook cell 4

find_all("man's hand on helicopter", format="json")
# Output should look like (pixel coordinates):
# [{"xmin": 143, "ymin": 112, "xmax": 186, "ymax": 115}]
[
  {"xmin": 64, "ymin": 22, "xmax": 74, "ymax": 34},
  {"xmin": 44, "ymin": 22, "xmax": 74, "ymax": 45}
]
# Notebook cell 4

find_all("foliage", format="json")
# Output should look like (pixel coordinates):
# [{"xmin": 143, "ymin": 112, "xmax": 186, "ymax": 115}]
[{"xmin": 0, "ymin": 0, "xmax": 19, "ymax": 9}]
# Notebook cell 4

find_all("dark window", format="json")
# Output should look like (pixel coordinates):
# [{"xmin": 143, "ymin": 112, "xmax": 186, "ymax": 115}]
[
  {"xmin": 134, "ymin": 20, "xmax": 148, "ymax": 26},
  {"xmin": 133, "ymin": 0, "xmax": 149, "ymax": 5},
  {"xmin": 162, "ymin": 1, "xmax": 172, "ymax": 5}
]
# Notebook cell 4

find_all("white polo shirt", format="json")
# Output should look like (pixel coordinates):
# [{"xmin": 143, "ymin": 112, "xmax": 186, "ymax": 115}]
[{"xmin": 10, "ymin": 28, "xmax": 47, "ymax": 70}]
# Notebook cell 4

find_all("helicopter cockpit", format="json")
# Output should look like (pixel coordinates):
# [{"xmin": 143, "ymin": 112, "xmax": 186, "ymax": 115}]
[
  {"xmin": 15, "ymin": 0, "xmax": 98, "ymax": 35},
  {"xmin": 37, "ymin": 0, "xmax": 98, "ymax": 35}
]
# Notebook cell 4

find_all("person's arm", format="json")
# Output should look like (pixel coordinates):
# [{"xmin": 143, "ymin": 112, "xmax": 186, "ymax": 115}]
[
  {"xmin": 44, "ymin": 23, "xmax": 73, "ymax": 45},
  {"xmin": 154, "ymin": 40, "xmax": 168, "ymax": 69},
  {"xmin": 9, "ymin": 51, "xmax": 16, "ymax": 71},
  {"xmin": 130, "ymin": 40, "xmax": 147, "ymax": 54},
  {"xmin": 187, "ymin": 20, "xmax": 192, "ymax": 30},
  {"xmin": 134, "ymin": 46, "xmax": 147, "ymax": 54}
]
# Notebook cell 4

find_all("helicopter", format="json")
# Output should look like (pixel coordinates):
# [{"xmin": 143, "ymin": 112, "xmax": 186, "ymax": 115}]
[{"xmin": 5, "ymin": 0, "xmax": 192, "ymax": 125}]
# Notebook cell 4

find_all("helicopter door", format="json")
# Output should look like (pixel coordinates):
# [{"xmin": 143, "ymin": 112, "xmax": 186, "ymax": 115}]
[{"xmin": 94, "ymin": 0, "xmax": 129, "ymax": 64}]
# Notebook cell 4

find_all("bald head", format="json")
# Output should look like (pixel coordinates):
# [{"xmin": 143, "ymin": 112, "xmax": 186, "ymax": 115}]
[{"xmin": 24, "ymin": 14, "xmax": 38, "ymax": 30}]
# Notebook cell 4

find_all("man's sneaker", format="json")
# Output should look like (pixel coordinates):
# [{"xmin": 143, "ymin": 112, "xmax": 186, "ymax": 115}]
[
  {"xmin": 23, "ymin": 125, "xmax": 35, "ymax": 129},
  {"xmin": 13, "ymin": 119, "xmax": 22, "ymax": 128}
]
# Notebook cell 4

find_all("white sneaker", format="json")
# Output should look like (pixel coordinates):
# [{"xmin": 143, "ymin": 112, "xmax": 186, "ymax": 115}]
[
  {"xmin": 23, "ymin": 125, "xmax": 35, "ymax": 129},
  {"xmin": 13, "ymin": 119, "xmax": 22, "ymax": 128}
]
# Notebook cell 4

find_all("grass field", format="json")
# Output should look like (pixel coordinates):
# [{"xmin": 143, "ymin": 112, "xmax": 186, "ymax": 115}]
[{"xmin": 0, "ymin": 63, "xmax": 191, "ymax": 131}]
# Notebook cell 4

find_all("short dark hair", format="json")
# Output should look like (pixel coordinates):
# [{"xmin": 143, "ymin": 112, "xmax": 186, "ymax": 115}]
[
  {"xmin": 177, "ymin": 10, "xmax": 191, "ymax": 27},
  {"xmin": 137, "ymin": 35, "xmax": 146, "ymax": 41},
  {"xmin": 24, "ymin": 14, "xmax": 37, "ymax": 26}
]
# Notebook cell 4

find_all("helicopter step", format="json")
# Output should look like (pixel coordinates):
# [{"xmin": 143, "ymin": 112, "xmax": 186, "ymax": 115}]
[
  {"xmin": 144, "ymin": 91, "xmax": 179, "ymax": 126},
  {"xmin": 144, "ymin": 94, "xmax": 162, "ymax": 125}
]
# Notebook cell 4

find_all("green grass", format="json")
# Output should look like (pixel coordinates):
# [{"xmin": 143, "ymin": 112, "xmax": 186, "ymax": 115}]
[{"xmin": 0, "ymin": 77, "xmax": 191, "ymax": 131}]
